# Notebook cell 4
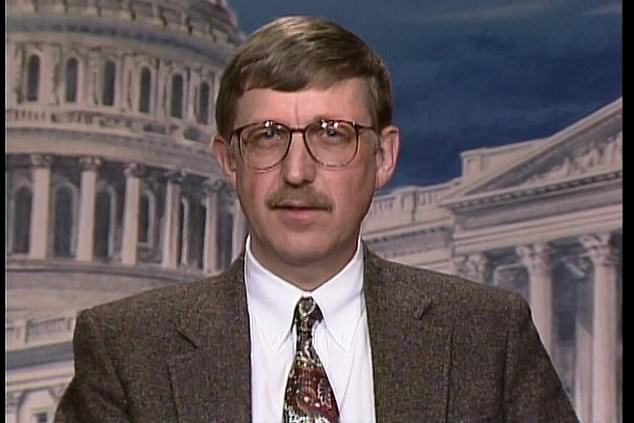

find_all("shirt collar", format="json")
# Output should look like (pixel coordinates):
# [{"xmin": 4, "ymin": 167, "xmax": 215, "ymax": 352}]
[{"xmin": 244, "ymin": 236, "xmax": 365, "ymax": 351}]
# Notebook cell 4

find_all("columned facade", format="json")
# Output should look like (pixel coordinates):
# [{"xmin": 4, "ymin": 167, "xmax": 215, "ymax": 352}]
[
  {"xmin": 364, "ymin": 98, "xmax": 622, "ymax": 422},
  {"xmin": 7, "ymin": 0, "xmax": 242, "ymax": 419},
  {"xmin": 371, "ymin": 219, "xmax": 621, "ymax": 423}
]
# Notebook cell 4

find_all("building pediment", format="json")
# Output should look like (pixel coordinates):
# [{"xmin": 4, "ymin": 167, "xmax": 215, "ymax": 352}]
[{"xmin": 440, "ymin": 98, "xmax": 622, "ymax": 208}]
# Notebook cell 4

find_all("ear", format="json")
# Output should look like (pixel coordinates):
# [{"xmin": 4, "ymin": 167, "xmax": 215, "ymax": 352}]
[
  {"xmin": 374, "ymin": 125, "xmax": 400, "ymax": 190},
  {"xmin": 212, "ymin": 136, "xmax": 238, "ymax": 188}
]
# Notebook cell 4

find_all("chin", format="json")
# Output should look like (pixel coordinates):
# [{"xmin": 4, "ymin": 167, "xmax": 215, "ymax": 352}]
[{"xmin": 274, "ymin": 241, "xmax": 331, "ymax": 264}]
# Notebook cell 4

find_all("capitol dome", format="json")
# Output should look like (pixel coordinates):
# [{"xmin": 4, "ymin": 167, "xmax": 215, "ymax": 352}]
[
  {"xmin": 6, "ymin": 0, "xmax": 246, "ymax": 323},
  {"xmin": 6, "ymin": 0, "xmax": 250, "ymax": 417}
]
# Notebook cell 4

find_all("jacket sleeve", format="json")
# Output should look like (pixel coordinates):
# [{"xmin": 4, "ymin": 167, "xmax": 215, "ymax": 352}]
[
  {"xmin": 54, "ymin": 309, "xmax": 131, "ymax": 423},
  {"xmin": 502, "ymin": 295, "xmax": 580, "ymax": 422}
]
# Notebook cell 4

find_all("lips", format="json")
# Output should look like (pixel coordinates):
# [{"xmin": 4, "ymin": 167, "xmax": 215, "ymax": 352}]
[
  {"xmin": 272, "ymin": 203, "xmax": 329, "ymax": 226},
  {"xmin": 275, "ymin": 201, "xmax": 328, "ymax": 210}
]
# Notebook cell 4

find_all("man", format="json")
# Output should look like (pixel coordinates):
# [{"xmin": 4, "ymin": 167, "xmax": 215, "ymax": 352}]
[{"xmin": 55, "ymin": 16, "xmax": 579, "ymax": 422}]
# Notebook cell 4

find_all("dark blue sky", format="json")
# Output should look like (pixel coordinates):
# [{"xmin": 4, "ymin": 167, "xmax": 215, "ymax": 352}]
[{"xmin": 227, "ymin": 1, "xmax": 622, "ymax": 190}]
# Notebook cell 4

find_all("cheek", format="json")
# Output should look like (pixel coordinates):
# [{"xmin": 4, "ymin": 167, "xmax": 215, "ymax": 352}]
[
  {"xmin": 330, "ymin": 169, "xmax": 376, "ymax": 214},
  {"xmin": 237, "ymin": 172, "xmax": 273, "ymax": 215}
]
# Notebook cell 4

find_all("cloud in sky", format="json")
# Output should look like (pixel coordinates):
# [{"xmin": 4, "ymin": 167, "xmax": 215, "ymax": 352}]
[
  {"xmin": 404, "ymin": 1, "xmax": 561, "ymax": 25},
  {"xmin": 584, "ymin": 3, "xmax": 622, "ymax": 16}
]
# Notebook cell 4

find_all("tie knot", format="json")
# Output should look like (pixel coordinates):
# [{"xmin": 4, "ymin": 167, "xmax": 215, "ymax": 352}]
[{"xmin": 294, "ymin": 297, "xmax": 323, "ymax": 335}]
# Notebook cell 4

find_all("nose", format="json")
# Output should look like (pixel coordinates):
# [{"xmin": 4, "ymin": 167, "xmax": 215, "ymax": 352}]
[{"xmin": 280, "ymin": 133, "xmax": 317, "ymax": 186}]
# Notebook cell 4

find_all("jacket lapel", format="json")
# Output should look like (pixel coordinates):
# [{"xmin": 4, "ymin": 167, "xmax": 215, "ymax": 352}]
[
  {"xmin": 164, "ymin": 248, "xmax": 453, "ymax": 422},
  {"xmin": 364, "ymin": 248, "xmax": 453, "ymax": 422},
  {"xmin": 168, "ymin": 257, "xmax": 252, "ymax": 423}
]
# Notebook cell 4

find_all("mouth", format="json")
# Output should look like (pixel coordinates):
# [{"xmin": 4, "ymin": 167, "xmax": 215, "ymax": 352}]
[
  {"xmin": 272, "ymin": 203, "xmax": 330, "ymax": 225},
  {"xmin": 274, "ymin": 201, "xmax": 331, "ymax": 211}
]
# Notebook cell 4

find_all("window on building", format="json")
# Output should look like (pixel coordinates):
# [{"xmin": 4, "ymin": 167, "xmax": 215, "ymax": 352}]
[
  {"xmin": 65, "ymin": 58, "xmax": 79, "ymax": 103},
  {"xmin": 138, "ymin": 191, "xmax": 154, "ymax": 245},
  {"xmin": 53, "ymin": 186, "xmax": 74, "ymax": 257},
  {"xmin": 198, "ymin": 81, "xmax": 211, "ymax": 124},
  {"xmin": 170, "ymin": 74, "xmax": 184, "ymax": 118},
  {"xmin": 219, "ymin": 209, "xmax": 233, "ymax": 269},
  {"xmin": 26, "ymin": 54, "xmax": 40, "ymax": 102},
  {"xmin": 13, "ymin": 187, "xmax": 32, "ymax": 254},
  {"xmin": 177, "ymin": 199, "xmax": 190, "ymax": 265},
  {"xmin": 139, "ymin": 67, "xmax": 151, "ymax": 113},
  {"xmin": 33, "ymin": 412, "xmax": 49, "ymax": 423},
  {"xmin": 195, "ymin": 202, "xmax": 205, "ymax": 269},
  {"xmin": 94, "ymin": 190, "xmax": 113, "ymax": 258},
  {"xmin": 557, "ymin": 309, "xmax": 576, "ymax": 342},
  {"xmin": 102, "ymin": 60, "xmax": 116, "ymax": 106}
]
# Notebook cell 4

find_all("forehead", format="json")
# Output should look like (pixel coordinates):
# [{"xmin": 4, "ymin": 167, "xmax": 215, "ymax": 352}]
[{"xmin": 234, "ymin": 78, "xmax": 372, "ymax": 127}]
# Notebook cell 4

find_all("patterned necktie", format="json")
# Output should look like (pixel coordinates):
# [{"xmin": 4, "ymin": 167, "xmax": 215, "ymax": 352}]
[{"xmin": 283, "ymin": 297, "xmax": 340, "ymax": 423}]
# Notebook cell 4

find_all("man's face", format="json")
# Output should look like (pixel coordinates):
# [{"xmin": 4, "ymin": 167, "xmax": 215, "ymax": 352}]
[{"xmin": 213, "ymin": 78, "xmax": 399, "ymax": 275}]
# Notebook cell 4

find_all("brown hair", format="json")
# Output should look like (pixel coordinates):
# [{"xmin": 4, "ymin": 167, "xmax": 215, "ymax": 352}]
[{"xmin": 215, "ymin": 15, "xmax": 393, "ymax": 139}]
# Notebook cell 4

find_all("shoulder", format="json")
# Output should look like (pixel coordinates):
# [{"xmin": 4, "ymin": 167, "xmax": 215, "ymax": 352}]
[
  {"xmin": 367, "ymin": 249, "xmax": 528, "ymax": 320},
  {"xmin": 77, "ymin": 260, "xmax": 241, "ymax": 341},
  {"xmin": 83, "ymin": 277, "xmax": 209, "ymax": 319}
]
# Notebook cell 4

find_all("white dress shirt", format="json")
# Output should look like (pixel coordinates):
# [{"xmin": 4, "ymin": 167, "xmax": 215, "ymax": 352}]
[{"xmin": 244, "ymin": 236, "xmax": 376, "ymax": 423}]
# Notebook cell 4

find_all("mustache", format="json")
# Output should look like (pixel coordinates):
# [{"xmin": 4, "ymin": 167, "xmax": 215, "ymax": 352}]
[{"xmin": 266, "ymin": 186, "xmax": 334, "ymax": 211}]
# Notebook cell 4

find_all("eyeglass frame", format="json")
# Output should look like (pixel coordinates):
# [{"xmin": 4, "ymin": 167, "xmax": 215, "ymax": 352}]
[{"xmin": 229, "ymin": 119, "xmax": 377, "ymax": 171}]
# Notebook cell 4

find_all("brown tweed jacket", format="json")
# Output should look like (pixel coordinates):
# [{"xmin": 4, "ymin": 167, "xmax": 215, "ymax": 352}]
[{"xmin": 55, "ymin": 248, "xmax": 579, "ymax": 422}]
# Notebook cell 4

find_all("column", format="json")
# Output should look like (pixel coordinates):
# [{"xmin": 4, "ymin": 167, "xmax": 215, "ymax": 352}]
[
  {"xmin": 115, "ymin": 57, "xmax": 125, "ymax": 110},
  {"xmin": 231, "ymin": 194, "xmax": 248, "ymax": 260},
  {"xmin": 123, "ymin": 56, "xmax": 136, "ymax": 110},
  {"xmin": 492, "ymin": 264, "xmax": 530, "ymax": 300},
  {"xmin": 76, "ymin": 157, "xmax": 101, "ymax": 261},
  {"xmin": 49, "ymin": 383, "xmax": 68, "ymax": 410},
  {"xmin": 516, "ymin": 244, "xmax": 554, "ymax": 354},
  {"xmin": 574, "ymin": 260, "xmax": 593, "ymax": 423},
  {"xmin": 121, "ymin": 164, "xmax": 143, "ymax": 265},
  {"xmin": 202, "ymin": 180, "xmax": 220, "ymax": 273},
  {"xmin": 157, "ymin": 62, "xmax": 169, "ymax": 117},
  {"xmin": 8, "ymin": 43, "xmax": 22, "ymax": 106},
  {"xmin": 162, "ymin": 171, "xmax": 183, "ymax": 268},
  {"xmin": 29, "ymin": 155, "xmax": 52, "ymax": 259},
  {"xmin": 88, "ymin": 51, "xmax": 102, "ymax": 106},
  {"xmin": 43, "ymin": 45, "xmax": 61, "ymax": 105},
  {"xmin": 580, "ymin": 233, "xmax": 619, "ymax": 423},
  {"xmin": 5, "ymin": 390, "xmax": 21, "ymax": 423},
  {"xmin": 187, "ymin": 70, "xmax": 199, "ymax": 121},
  {"xmin": 451, "ymin": 253, "xmax": 488, "ymax": 284},
  {"xmin": 85, "ymin": 0, "xmax": 99, "ymax": 15}
]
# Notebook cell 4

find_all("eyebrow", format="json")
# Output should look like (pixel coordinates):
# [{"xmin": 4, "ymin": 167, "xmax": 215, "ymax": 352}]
[{"xmin": 238, "ymin": 116, "xmax": 344, "ymax": 127}]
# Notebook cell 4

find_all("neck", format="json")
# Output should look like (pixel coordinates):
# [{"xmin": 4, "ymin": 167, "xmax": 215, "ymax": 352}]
[{"xmin": 250, "ymin": 238, "xmax": 359, "ymax": 291}]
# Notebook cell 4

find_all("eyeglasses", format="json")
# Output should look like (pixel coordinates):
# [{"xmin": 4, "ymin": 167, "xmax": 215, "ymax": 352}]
[{"xmin": 230, "ymin": 119, "xmax": 375, "ymax": 171}]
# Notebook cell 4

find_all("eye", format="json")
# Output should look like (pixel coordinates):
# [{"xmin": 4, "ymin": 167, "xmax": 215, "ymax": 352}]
[
  {"xmin": 261, "ymin": 126, "xmax": 281, "ymax": 139},
  {"xmin": 316, "ymin": 121, "xmax": 353, "ymax": 144},
  {"xmin": 245, "ymin": 123, "xmax": 288, "ymax": 148},
  {"xmin": 255, "ymin": 128, "xmax": 282, "ymax": 140}
]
